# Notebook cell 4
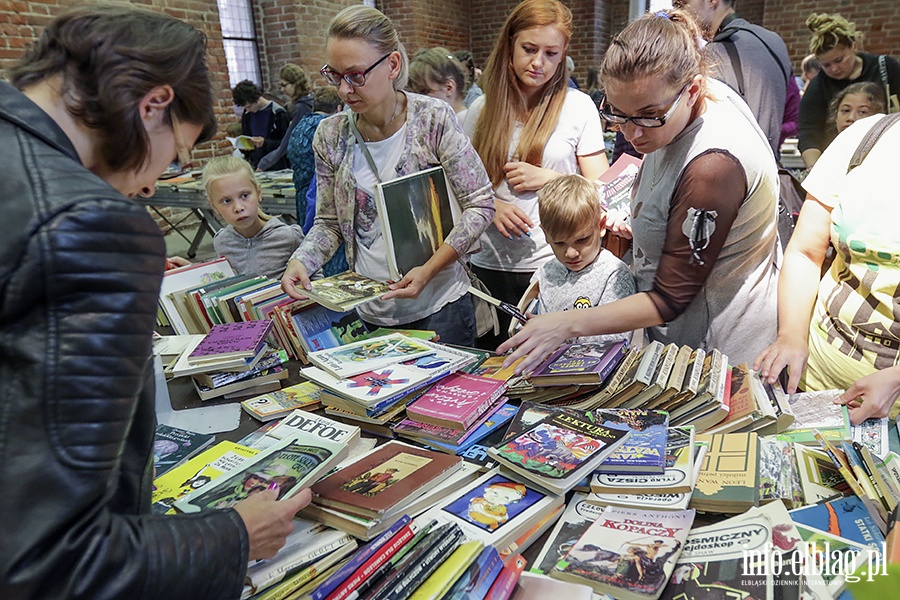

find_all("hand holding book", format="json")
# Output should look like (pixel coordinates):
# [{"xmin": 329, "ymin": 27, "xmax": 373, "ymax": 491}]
[{"xmin": 233, "ymin": 486, "xmax": 313, "ymax": 560}]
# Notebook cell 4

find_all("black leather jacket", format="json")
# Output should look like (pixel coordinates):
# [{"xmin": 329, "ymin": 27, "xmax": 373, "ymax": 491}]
[{"xmin": 0, "ymin": 82, "xmax": 249, "ymax": 599}]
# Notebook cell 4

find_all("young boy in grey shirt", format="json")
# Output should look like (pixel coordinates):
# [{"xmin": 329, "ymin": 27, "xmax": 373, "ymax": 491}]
[{"xmin": 526, "ymin": 174, "xmax": 635, "ymax": 345}]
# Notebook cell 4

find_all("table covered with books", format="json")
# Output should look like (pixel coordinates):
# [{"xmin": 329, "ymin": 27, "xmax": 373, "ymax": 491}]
[{"xmin": 152, "ymin": 262, "xmax": 900, "ymax": 600}]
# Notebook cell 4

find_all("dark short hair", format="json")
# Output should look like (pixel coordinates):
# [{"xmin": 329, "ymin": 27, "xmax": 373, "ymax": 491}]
[
  {"xmin": 10, "ymin": 5, "xmax": 216, "ymax": 173},
  {"xmin": 232, "ymin": 80, "xmax": 263, "ymax": 107},
  {"xmin": 313, "ymin": 87, "xmax": 342, "ymax": 114}
]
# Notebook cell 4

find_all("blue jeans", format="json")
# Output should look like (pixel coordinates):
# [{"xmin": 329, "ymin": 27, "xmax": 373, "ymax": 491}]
[{"xmin": 363, "ymin": 293, "xmax": 476, "ymax": 347}]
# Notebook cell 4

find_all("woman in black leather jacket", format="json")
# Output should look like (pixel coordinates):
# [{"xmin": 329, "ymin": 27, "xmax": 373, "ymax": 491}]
[{"xmin": 0, "ymin": 6, "xmax": 308, "ymax": 600}]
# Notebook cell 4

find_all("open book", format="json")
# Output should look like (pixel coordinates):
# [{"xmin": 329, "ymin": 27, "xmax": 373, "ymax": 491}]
[{"xmin": 374, "ymin": 166, "xmax": 461, "ymax": 280}]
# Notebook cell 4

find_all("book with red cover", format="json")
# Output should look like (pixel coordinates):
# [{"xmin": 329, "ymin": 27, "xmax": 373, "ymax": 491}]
[
  {"xmin": 484, "ymin": 554, "xmax": 527, "ymax": 600},
  {"xmin": 393, "ymin": 396, "xmax": 506, "ymax": 446},
  {"xmin": 406, "ymin": 372, "xmax": 508, "ymax": 431},
  {"xmin": 187, "ymin": 320, "xmax": 273, "ymax": 363},
  {"xmin": 311, "ymin": 441, "xmax": 462, "ymax": 519},
  {"xmin": 595, "ymin": 153, "xmax": 642, "ymax": 217}
]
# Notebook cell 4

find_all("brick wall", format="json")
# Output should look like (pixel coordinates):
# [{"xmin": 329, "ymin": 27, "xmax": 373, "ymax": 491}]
[
  {"xmin": 381, "ymin": 0, "xmax": 470, "ymax": 56},
  {"xmin": 762, "ymin": 1, "xmax": 900, "ymax": 70}
]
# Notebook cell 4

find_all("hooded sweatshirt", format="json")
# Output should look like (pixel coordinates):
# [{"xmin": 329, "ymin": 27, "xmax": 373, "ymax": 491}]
[{"xmin": 213, "ymin": 216, "xmax": 304, "ymax": 280}]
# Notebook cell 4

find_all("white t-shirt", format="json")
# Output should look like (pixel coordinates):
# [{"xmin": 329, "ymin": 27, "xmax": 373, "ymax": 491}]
[
  {"xmin": 352, "ymin": 123, "xmax": 468, "ymax": 325},
  {"xmin": 463, "ymin": 88, "xmax": 605, "ymax": 272}
]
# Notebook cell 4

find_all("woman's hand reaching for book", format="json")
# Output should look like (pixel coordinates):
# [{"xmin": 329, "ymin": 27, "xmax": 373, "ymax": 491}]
[
  {"xmin": 753, "ymin": 334, "xmax": 810, "ymax": 394},
  {"xmin": 497, "ymin": 311, "xmax": 575, "ymax": 375},
  {"xmin": 234, "ymin": 487, "xmax": 312, "ymax": 560},
  {"xmin": 834, "ymin": 365, "xmax": 900, "ymax": 425},
  {"xmin": 281, "ymin": 259, "xmax": 311, "ymax": 300}
]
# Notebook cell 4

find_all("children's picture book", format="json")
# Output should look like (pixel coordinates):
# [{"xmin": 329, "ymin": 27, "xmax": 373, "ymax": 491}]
[
  {"xmin": 420, "ymin": 468, "xmax": 564, "ymax": 550},
  {"xmin": 151, "ymin": 441, "xmax": 259, "ymax": 515},
  {"xmin": 406, "ymin": 372, "xmax": 509, "ymax": 431},
  {"xmin": 311, "ymin": 441, "xmax": 462, "ymax": 519},
  {"xmin": 175, "ymin": 434, "xmax": 347, "ymax": 513},
  {"xmin": 593, "ymin": 409, "xmax": 669, "ymax": 474},
  {"xmin": 527, "ymin": 340, "xmax": 628, "ymax": 387},
  {"xmin": 488, "ymin": 409, "xmax": 630, "ymax": 495},
  {"xmin": 239, "ymin": 381, "xmax": 325, "ymax": 422},
  {"xmin": 304, "ymin": 271, "xmax": 391, "ymax": 313},
  {"xmin": 552, "ymin": 505, "xmax": 694, "ymax": 600},
  {"xmin": 187, "ymin": 320, "xmax": 273, "ymax": 363},
  {"xmin": 595, "ymin": 153, "xmax": 642, "ymax": 223},
  {"xmin": 301, "ymin": 363, "xmax": 435, "ymax": 408},
  {"xmin": 374, "ymin": 165, "xmax": 459, "ymax": 280},
  {"xmin": 308, "ymin": 333, "xmax": 435, "ymax": 379},
  {"xmin": 153, "ymin": 424, "xmax": 215, "ymax": 477}
]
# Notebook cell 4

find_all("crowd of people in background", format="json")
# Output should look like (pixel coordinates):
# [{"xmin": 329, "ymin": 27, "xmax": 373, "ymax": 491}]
[{"xmin": 3, "ymin": 2, "xmax": 900, "ymax": 599}]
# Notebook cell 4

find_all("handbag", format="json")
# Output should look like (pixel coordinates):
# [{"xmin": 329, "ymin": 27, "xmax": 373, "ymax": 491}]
[{"xmin": 349, "ymin": 114, "xmax": 499, "ymax": 337}]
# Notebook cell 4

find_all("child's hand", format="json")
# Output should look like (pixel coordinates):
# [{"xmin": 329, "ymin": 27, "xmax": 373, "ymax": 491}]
[
  {"xmin": 834, "ymin": 365, "xmax": 900, "ymax": 425},
  {"xmin": 165, "ymin": 256, "xmax": 192, "ymax": 270},
  {"xmin": 753, "ymin": 334, "xmax": 810, "ymax": 394},
  {"xmin": 492, "ymin": 199, "xmax": 533, "ymax": 239},
  {"xmin": 281, "ymin": 259, "xmax": 311, "ymax": 300},
  {"xmin": 250, "ymin": 136, "xmax": 264, "ymax": 148}
]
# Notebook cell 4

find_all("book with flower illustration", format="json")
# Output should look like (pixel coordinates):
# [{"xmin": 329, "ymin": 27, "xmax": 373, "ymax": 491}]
[
  {"xmin": 374, "ymin": 165, "xmax": 461, "ymax": 280},
  {"xmin": 310, "ymin": 441, "xmax": 463, "ymax": 519},
  {"xmin": 487, "ymin": 408, "xmax": 631, "ymax": 495},
  {"xmin": 405, "ymin": 372, "xmax": 509, "ymax": 431},
  {"xmin": 174, "ymin": 431, "xmax": 348, "ymax": 513},
  {"xmin": 307, "ymin": 332, "xmax": 436, "ymax": 379},
  {"xmin": 304, "ymin": 271, "xmax": 392, "ymax": 313}
]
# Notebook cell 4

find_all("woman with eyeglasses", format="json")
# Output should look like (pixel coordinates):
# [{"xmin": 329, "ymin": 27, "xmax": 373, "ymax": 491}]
[
  {"xmin": 1, "ymin": 6, "xmax": 308, "ymax": 599},
  {"xmin": 281, "ymin": 5, "xmax": 493, "ymax": 346},
  {"xmin": 499, "ymin": 10, "xmax": 780, "ymax": 373},
  {"xmin": 463, "ymin": 0, "xmax": 608, "ymax": 347}
]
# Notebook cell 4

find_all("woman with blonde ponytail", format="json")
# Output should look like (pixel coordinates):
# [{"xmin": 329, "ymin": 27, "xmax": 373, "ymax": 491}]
[
  {"xmin": 500, "ymin": 10, "xmax": 780, "ymax": 374},
  {"xmin": 463, "ymin": 0, "xmax": 607, "ymax": 345}
]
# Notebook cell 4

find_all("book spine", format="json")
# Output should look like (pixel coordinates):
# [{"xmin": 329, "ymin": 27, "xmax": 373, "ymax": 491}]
[
  {"xmin": 635, "ymin": 341, "xmax": 664, "ymax": 385},
  {"xmin": 379, "ymin": 527, "xmax": 463, "ymax": 600},
  {"xmin": 482, "ymin": 554, "xmax": 526, "ymax": 600},
  {"xmin": 325, "ymin": 522, "xmax": 418, "ymax": 600},
  {"xmin": 311, "ymin": 515, "xmax": 412, "ymax": 600},
  {"xmin": 407, "ymin": 541, "xmax": 484, "ymax": 600}
]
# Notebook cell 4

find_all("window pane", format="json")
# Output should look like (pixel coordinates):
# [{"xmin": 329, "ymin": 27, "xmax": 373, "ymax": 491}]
[
  {"xmin": 223, "ymin": 39, "xmax": 262, "ymax": 87},
  {"xmin": 217, "ymin": 0, "xmax": 255, "ymax": 38}
]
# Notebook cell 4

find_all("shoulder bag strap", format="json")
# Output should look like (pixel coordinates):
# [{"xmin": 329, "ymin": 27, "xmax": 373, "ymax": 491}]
[
  {"xmin": 847, "ymin": 112, "xmax": 900, "ymax": 172},
  {"xmin": 715, "ymin": 25, "xmax": 790, "ymax": 87},
  {"xmin": 347, "ymin": 113, "xmax": 383, "ymax": 183},
  {"xmin": 721, "ymin": 38, "xmax": 745, "ymax": 97}
]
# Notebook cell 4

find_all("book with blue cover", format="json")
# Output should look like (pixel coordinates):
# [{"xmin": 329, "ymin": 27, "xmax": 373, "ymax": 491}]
[
  {"xmin": 788, "ymin": 495, "xmax": 886, "ymax": 553},
  {"xmin": 593, "ymin": 409, "xmax": 669, "ymax": 474}
]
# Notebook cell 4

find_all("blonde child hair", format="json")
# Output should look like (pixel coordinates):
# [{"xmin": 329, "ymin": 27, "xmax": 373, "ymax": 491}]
[
  {"xmin": 537, "ymin": 173, "xmax": 604, "ymax": 241},
  {"xmin": 202, "ymin": 155, "xmax": 270, "ymax": 220}
]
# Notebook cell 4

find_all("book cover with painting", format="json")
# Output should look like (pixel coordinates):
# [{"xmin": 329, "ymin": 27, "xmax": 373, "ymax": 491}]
[
  {"xmin": 374, "ymin": 165, "xmax": 459, "ymax": 280},
  {"xmin": 528, "ymin": 340, "xmax": 628, "ymax": 387},
  {"xmin": 593, "ymin": 409, "xmax": 669, "ymax": 474},
  {"xmin": 552, "ymin": 505, "xmax": 694, "ymax": 600},
  {"xmin": 308, "ymin": 332, "xmax": 435, "ymax": 379},
  {"xmin": 153, "ymin": 424, "xmax": 215, "ymax": 477},
  {"xmin": 304, "ymin": 271, "xmax": 391, "ymax": 313}
]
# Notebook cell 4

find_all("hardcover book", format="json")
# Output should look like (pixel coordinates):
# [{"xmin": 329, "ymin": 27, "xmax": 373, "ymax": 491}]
[
  {"xmin": 187, "ymin": 319, "xmax": 273, "ymax": 363},
  {"xmin": 308, "ymin": 333, "xmax": 436, "ymax": 379},
  {"xmin": 311, "ymin": 441, "xmax": 462, "ymax": 519},
  {"xmin": 527, "ymin": 340, "xmax": 627, "ymax": 387},
  {"xmin": 159, "ymin": 257, "xmax": 236, "ymax": 335},
  {"xmin": 551, "ymin": 505, "xmax": 694, "ymax": 600},
  {"xmin": 406, "ymin": 372, "xmax": 509, "ymax": 431},
  {"xmin": 175, "ymin": 433, "xmax": 348, "ymax": 513},
  {"xmin": 304, "ymin": 271, "xmax": 391, "ymax": 313},
  {"xmin": 374, "ymin": 165, "xmax": 459, "ymax": 280},
  {"xmin": 488, "ymin": 409, "xmax": 631, "ymax": 495},
  {"xmin": 153, "ymin": 424, "xmax": 215, "ymax": 477},
  {"xmin": 691, "ymin": 432, "xmax": 760, "ymax": 513},
  {"xmin": 608, "ymin": 341, "xmax": 664, "ymax": 408},
  {"xmin": 593, "ymin": 409, "xmax": 669, "ymax": 474}
]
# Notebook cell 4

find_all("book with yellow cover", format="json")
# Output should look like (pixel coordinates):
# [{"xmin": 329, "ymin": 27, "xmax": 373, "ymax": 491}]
[
  {"xmin": 691, "ymin": 432, "xmax": 759, "ymax": 513},
  {"xmin": 408, "ymin": 540, "xmax": 484, "ymax": 600},
  {"xmin": 151, "ymin": 440, "xmax": 259, "ymax": 514}
]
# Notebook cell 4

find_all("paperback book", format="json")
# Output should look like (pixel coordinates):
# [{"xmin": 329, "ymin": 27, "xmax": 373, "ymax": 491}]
[
  {"xmin": 153, "ymin": 424, "xmax": 215, "ymax": 477},
  {"xmin": 406, "ymin": 371, "xmax": 509, "ymax": 431},
  {"xmin": 531, "ymin": 492, "xmax": 604, "ymax": 575},
  {"xmin": 175, "ymin": 433, "xmax": 348, "ymax": 513},
  {"xmin": 488, "ymin": 409, "xmax": 631, "ymax": 495},
  {"xmin": 240, "ymin": 381, "xmax": 325, "ymax": 422},
  {"xmin": 308, "ymin": 333, "xmax": 436, "ymax": 379},
  {"xmin": 691, "ymin": 432, "xmax": 760, "ymax": 513},
  {"xmin": 595, "ymin": 153, "xmax": 642, "ymax": 223},
  {"xmin": 418, "ymin": 402, "xmax": 519, "ymax": 455},
  {"xmin": 594, "ymin": 408, "xmax": 669, "ymax": 474},
  {"xmin": 187, "ymin": 319, "xmax": 273, "ymax": 364},
  {"xmin": 552, "ymin": 505, "xmax": 694, "ymax": 600},
  {"xmin": 591, "ymin": 426, "xmax": 696, "ymax": 495},
  {"xmin": 527, "ymin": 340, "xmax": 627, "ymax": 387},
  {"xmin": 303, "ymin": 271, "xmax": 391, "ymax": 313},
  {"xmin": 262, "ymin": 409, "xmax": 362, "ymax": 448}
]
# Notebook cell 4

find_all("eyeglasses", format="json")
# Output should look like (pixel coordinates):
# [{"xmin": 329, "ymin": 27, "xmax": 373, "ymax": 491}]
[
  {"xmin": 170, "ymin": 113, "xmax": 193, "ymax": 169},
  {"xmin": 321, "ymin": 53, "xmax": 392, "ymax": 88},
  {"xmin": 599, "ymin": 84, "xmax": 689, "ymax": 128}
]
